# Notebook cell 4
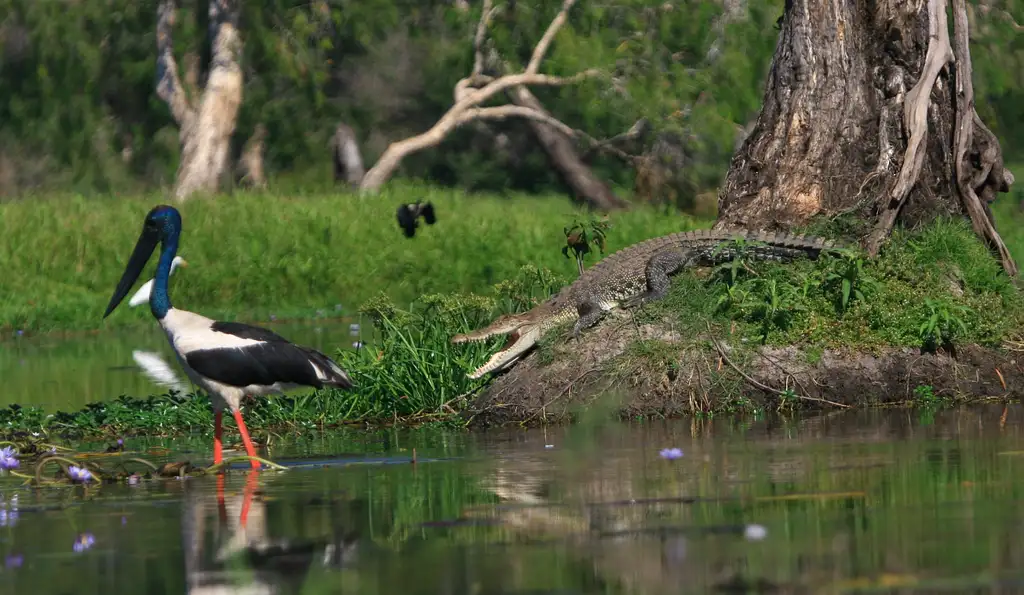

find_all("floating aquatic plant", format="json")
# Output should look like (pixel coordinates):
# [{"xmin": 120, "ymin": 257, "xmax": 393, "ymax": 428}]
[
  {"xmin": 67, "ymin": 465, "xmax": 93, "ymax": 483},
  {"xmin": 72, "ymin": 533, "xmax": 95, "ymax": 553},
  {"xmin": 0, "ymin": 447, "xmax": 19, "ymax": 470}
]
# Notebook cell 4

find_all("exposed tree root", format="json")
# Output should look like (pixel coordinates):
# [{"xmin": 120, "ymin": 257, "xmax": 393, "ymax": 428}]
[
  {"xmin": 864, "ymin": 0, "xmax": 953, "ymax": 257},
  {"xmin": 950, "ymin": 0, "xmax": 1017, "ymax": 276},
  {"xmin": 865, "ymin": 0, "xmax": 1017, "ymax": 275}
]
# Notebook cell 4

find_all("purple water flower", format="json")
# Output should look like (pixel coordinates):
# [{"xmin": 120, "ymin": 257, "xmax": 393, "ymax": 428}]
[
  {"xmin": 127, "ymin": 473, "xmax": 140, "ymax": 486},
  {"xmin": 72, "ymin": 533, "xmax": 95, "ymax": 553},
  {"xmin": 4, "ymin": 554, "xmax": 22, "ymax": 569},
  {"xmin": 0, "ymin": 447, "xmax": 19, "ymax": 470},
  {"xmin": 67, "ymin": 466, "xmax": 93, "ymax": 483},
  {"xmin": 659, "ymin": 447, "xmax": 684, "ymax": 460}
]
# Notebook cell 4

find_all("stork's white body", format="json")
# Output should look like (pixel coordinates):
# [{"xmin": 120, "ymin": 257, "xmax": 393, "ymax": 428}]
[{"xmin": 158, "ymin": 307, "xmax": 352, "ymax": 413}]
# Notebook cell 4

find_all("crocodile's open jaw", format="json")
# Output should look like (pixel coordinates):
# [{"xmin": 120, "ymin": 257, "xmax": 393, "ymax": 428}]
[
  {"xmin": 465, "ymin": 325, "xmax": 541, "ymax": 379},
  {"xmin": 451, "ymin": 312, "xmax": 533, "ymax": 344}
]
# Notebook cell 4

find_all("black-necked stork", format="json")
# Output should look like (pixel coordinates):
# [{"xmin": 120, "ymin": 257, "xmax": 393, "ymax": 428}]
[{"xmin": 103, "ymin": 205, "xmax": 354, "ymax": 469}]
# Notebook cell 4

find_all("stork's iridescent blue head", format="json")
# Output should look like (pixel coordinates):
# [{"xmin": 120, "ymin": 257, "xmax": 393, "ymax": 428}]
[{"xmin": 103, "ymin": 205, "xmax": 183, "ymax": 319}]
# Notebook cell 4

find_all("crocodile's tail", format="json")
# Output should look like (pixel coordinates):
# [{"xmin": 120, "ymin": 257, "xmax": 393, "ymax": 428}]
[{"xmin": 696, "ymin": 229, "xmax": 843, "ymax": 266}]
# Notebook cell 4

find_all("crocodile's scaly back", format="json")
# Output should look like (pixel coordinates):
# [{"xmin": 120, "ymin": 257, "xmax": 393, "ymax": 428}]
[{"xmin": 552, "ymin": 229, "xmax": 838, "ymax": 308}]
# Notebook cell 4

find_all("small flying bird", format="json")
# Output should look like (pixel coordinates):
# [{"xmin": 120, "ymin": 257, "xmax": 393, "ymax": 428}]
[
  {"xmin": 395, "ymin": 201, "xmax": 436, "ymax": 238},
  {"xmin": 129, "ymin": 255, "xmax": 188, "ymax": 307},
  {"xmin": 103, "ymin": 205, "xmax": 354, "ymax": 470}
]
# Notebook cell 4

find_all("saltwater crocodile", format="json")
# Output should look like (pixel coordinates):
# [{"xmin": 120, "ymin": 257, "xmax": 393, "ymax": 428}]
[{"xmin": 452, "ymin": 229, "xmax": 840, "ymax": 379}]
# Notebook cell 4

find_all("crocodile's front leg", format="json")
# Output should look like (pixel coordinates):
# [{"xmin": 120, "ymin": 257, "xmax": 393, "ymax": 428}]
[
  {"xmin": 571, "ymin": 300, "xmax": 610, "ymax": 340},
  {"xmin": 621, "ymin": 248, "xmax": 694, "ymax": 309}
]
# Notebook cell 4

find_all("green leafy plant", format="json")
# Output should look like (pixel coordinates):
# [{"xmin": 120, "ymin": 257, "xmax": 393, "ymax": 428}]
[
  {"xmin": 821, "ymin": 249, "xmax": 879, "ymax": 314},
  {"xmin": 562, "ymin": 216, "xmax": 611, "ymax": 276},
  {"xmin": 733, "ymin": 277, "xmax": 806, "ymax": 343},
  {"xmin": 918, "ymin": 298, "xmax": 972, "ymax": 352}
]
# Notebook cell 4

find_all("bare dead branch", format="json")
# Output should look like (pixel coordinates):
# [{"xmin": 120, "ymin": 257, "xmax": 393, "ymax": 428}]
[
  {"xmin": 155, "ymin": 0, "xmax": 195, "ymax": 131},
  {"xmin": 359, "ymin": 0, "xmax": 622, "ymax": 211},
  {"xmin": 526, "ymin": 0, "xmax": 578, "ymax": 74},
  {"xmin": 950, "ymin": 0, "xmax": 1017, "ymax": 275},
  {"xmin": 459, "ymin": 70, "xmax": 600, "ymax": 112},
  {"xmin": 360, "ymin": 70, "xmax": 599, "ymax": 191},
  {"xmin": 457, "ymin": 105, "xmax": 578, "ymax": 136},
  {"xmin": 865, "ymin": 0, "xmax": 953, "ymax": 256},
  {"xmin": 454, "ymin": 0, "xmax": 502, "ymax": 102},
  {"xmin": 472, "ymin": 0, "xmax": 497, "ymax": 77}
]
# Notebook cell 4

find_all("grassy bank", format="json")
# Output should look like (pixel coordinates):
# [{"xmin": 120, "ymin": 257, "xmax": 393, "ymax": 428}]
[{"xmin": 0, "ymin": 182, "xmax": 705, "ymax": 335}]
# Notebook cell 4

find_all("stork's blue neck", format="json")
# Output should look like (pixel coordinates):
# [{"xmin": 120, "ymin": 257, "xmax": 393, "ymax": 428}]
[{"xmin": 150, "ymin": 232, "xmax": 179, "ymax": 320}]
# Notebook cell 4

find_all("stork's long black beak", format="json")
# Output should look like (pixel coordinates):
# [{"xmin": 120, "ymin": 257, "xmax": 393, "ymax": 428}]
[{"xmin": 103, "ymin": 227, "xmax": 160, "ymax": 318}]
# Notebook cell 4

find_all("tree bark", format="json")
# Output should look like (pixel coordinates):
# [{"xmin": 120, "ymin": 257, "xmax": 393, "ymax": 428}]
[
  {"xmin": 156, "ymin": 0, "xmax": 244, "ymax": 203},
  {"xmin": 237, "ymin": 123, "xmax": 267, "ymax": 189},
  {"xmin": 505, "ymin": 86, "xmax": 628, "ymax": 211},
  {"xmin": 330, "ymin": 123, "xmax": 366, "ymax": 186},
  {"xmin": 715, "ymin": 0, "xmax": 1016, "ymax": 275}
]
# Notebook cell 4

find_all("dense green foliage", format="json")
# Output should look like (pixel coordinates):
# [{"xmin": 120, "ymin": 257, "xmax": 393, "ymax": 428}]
[
  {"xmin": 3, "ymin": 0, "xmax": 1020, "ymax": 200},
  {"xmin": 0, "ymin": 183, "xmax": 704, "ymax": 334}
]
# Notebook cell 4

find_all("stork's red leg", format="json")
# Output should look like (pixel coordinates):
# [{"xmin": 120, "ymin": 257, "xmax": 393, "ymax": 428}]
[
  {"xmin": 213, "ymin": 411, "xmax": 224, "ymax": 465},
  {"xmin": 232, "ymin": 409, "xmax": 261, "ymax": 470},
  {"xmin": 216, "ymin": 473, "xmax": 227, "ymax": 522},
  {"xmin": 238, "ymin": 470, "xmax": 259, "ymax": 527}
]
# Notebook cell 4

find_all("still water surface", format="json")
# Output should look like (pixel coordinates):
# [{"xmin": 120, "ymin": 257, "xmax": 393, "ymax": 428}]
[
  {"xmin": 1, "ymin": 319, "xmax": 363, "ymax": 411},
  {"xmin": 2, "ymin": 407, "xmax": 1024, "ymax": 594}
]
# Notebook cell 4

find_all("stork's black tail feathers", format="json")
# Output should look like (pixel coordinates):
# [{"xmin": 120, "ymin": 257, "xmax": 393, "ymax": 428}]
[{"xmin": 304, "ymin": 347, "xmax": 355, "ymax": 389}]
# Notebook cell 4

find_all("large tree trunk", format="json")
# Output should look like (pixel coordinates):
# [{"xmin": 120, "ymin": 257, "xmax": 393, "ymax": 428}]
[
  {"xmin": 156, "ymin": 0, "xmax": 243, "ymax": 203},
  {"xmin": 716, "ymin": 0, "xmax": 1016, "ymax": 275}
]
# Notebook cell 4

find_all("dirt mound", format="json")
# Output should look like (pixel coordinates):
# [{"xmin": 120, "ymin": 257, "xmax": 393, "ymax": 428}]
[{"xmin": 465, "ymin": 310, "xmax": 1022, "ymax": 427}]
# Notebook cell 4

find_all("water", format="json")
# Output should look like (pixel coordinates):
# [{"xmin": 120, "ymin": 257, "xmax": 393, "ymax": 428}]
[
  {"xmin": 3, "ymin": 407, "xmax": 1024, "ymax": 594},
  {"xmin": 0, "ymin": 319, "xmax": 363, "ymax": 411}
]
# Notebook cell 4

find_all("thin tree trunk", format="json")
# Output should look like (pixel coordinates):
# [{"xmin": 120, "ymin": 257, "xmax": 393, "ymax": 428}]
[
  {"xmin": 716, "ymin": 0, "xmax": 1016, "ymax": 274},
  {"xmin": 155, "ymin": 0, "xmax": 244, "ymax": 203},
  {"xmin": 174, "ymin": 0, "xmax": 243, "ymax": 201}
]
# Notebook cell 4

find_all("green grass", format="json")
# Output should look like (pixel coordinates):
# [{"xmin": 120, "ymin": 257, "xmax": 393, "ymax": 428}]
[
  {"xmin": 0, "ymin": 181, "xmax": 707, "ymax": 335},
  {"xmin": 635, "ymin": 218, "xmax": 1024, "ymax": 355}
]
